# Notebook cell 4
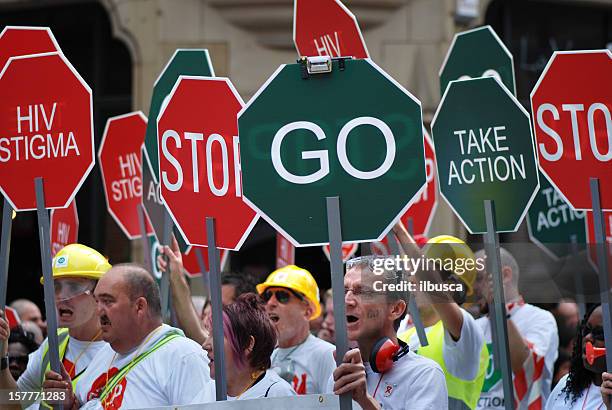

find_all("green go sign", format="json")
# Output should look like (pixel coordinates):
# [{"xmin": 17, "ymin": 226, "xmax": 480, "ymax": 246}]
[
  {"xmin": 238, "ymin": 59, "xmax": 426, "ymax": 246},
  {"xmin": 431, "ymin": 77, "xmax": 538, "ymax": 233},
  {"xmin": 440, "ymin": 25, "xmax": 515, "ymax": 97},
  {"xmin": 527, "ymin": 171, "xmax": 586, "ymax": 259}
]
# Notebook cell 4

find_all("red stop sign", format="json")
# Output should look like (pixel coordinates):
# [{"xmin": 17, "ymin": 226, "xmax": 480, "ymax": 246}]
[
  {"xmin": 50, "ymin": 199, "xmax": 79, "ymax": 257},
  {"xmin": 157, "ymin": 77, "xmax": 258, "ymax": 249},
  {"xmin": 531, "ymin": 50, "xmax": 611, "ymax": 211},
  {"xmin": 322, "ymin": 243, "xmax": 358, "ymax": 263},
  {"xmin": 294, "ymin": 0, "xmax": 368, "ymax": 59},
  {"xmin": 0, "ymin": 26, "xmax": 60, "ymax": 71},
  {"xmin": 99, "ymin": 112, "xmax": 153, "ymax": 239},
  {"xmin": 276, "ymin": 233, "xmax": 295, "ymax": 269},
  {"xmin": 0, "ymin": 52, "xmax": 94, "ymax": 210}
]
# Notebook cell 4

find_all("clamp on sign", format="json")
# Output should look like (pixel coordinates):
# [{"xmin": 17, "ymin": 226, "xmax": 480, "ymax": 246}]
[{"xmin": 299, "ymin": 56, "xmax": 350, "ymax": 79}]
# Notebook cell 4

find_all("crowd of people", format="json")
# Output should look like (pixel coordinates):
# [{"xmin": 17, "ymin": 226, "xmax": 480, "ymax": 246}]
[{"xmin": 0, "ymin": 223, "xmax": 609, "ymax": 409}]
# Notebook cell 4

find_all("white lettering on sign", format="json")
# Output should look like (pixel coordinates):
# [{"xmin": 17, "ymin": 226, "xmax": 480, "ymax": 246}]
[
  {"xmin": 458, "ymin": 69, "xmax": 502, "ymax": 84},
  {"xmin": 146, "ymin": 177, "xmax": 163, "ymax": 206},
  {"xmin": 447, "ymin": 125, "xmax": 526, "ymax": 185},
  {"xmin": 161, "ymin": 130, "xmax": 240, "ymax": 196},
  {"xmin": 0, "ymin": 103, "xmax": 80, "ymax": 162},
  {"xmin": 536, "ymin": 102, "xmax": 612, "ymax": 162},
  {"xmin": 271, "ymin": 117, "xmax": 396, "ymax": 184},
  {"xmin": 313, "ymin": 32, "xmax": 341, "ymax": 57},
  {"xmin": 111, "ymin": 153, "xmax": 142, "ymax": 201},
  {"xmin": 56, "ymin": 222, "xmax": 70, "ymax": 243},
  {"xmin": 535, "ymin": 187, "xmax": 585, "ymax": 231}
]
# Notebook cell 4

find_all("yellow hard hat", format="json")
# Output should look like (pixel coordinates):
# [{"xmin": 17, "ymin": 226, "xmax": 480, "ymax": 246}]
[
  {"xmin": 256, "ymin": 265, "xmax": 322, "ymax": 320},
  {"xmin": 41, "ymin": 244, "xmax": 112, "ymax": 284},
  {"xmin": 424, "ymin": 235, "xmax": 477, "ymax": 297}
]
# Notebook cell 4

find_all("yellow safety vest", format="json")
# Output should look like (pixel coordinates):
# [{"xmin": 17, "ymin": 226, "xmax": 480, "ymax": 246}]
[
  {"xmin": 399, "ymin": 321, "xmax": 489, "ymax": 410},
  {"xmin": 39, "ymin": 328, "xmax": 80, "ymax": 409}
]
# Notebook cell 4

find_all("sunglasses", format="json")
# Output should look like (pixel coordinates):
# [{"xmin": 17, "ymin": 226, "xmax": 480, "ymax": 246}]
[
  {"xmin": 262, "ymin": 289, "xmax": 304, "ymax": 304},
  {"xmin": 582, "ymin": 325, "xmax": 605, "ymax": 341}
]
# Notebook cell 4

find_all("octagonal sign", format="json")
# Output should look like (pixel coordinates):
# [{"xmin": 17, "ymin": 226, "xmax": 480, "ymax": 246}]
[
  {"xmin": 157, "ymin": 76, "xmax": 258, "ymax": 250},
  {"xmin": 431, "ymin": 77, "xmax": 538, "ymax": 233},
  {"xmin": 50, "ymin": 199, "xmax": 78, "ymax": 257},
  {"xmin": 0, "ymin": 26, "xmax": 61, "ymax": 71},
  {"xmin": 145, "ymin": 49, "xmax": 215, "ymax": 182},
  {"xmin": 0, "ymin": 52, "xmax": 94, "ymax": 210},
  {"xmin": 99, "ymin": 112, "xmax": 153, "ymax": 239},
  {"xmin": 531, "ymin": 50, "xmax": 611, "ymax": 211},
  {"xmin": 440, "ymin": 25, "xmax": 515, "ymax": 97},
  {"xmin": 238, "ymin": 58, "xmax": 426, "ymax": 246}
]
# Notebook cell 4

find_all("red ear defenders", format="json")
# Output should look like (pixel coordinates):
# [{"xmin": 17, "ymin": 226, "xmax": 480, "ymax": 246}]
[{"xmin": 370, "ymin": 338, "xmax": 410, "ymax": 373}]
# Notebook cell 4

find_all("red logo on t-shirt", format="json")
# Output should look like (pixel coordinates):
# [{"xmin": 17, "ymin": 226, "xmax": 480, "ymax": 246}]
[
  {"xmin": 87, "ymin": 367, "xmax": 127, "ymax": 409},
  {"xmin": 62, "ymin": 358, "xmax": 75, "ymax": 379},
  {"xmin": 292, "ymin": 373, "xmax": 307, "ymax": 395}
]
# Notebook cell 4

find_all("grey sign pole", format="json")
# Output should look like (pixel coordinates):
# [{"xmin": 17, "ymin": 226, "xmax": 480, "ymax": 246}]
[
  {"xmin": 137, "ymin": 204, "xmax": 151, "ymax": 274},
  {"xmin": 484, "ymin": 199, "xmax": 514, "ymax": 410},
  {"xmin": 325, "ymin": 197, "xmax": 351, "ymax": 410},
  {"xmin": 159, "ymin": 209, "xmax": 173, "ymax": 319},
  {"xmin": 207, "ymin": 217, "xmax": 227, "ymax": 400},
  {"xmin": 0, "ymin": 199, "xmax": 13, "ymax": 356},
  {"xmin": 34, "ymin": 178, "xmax": 64, "ymax": 410},
  {"xmin": 590, "ymin": 178, "xmax": 612, "ymax": 372},
  {"xmin": 385, "ymin": 232, "xmax": 428, "ymax": 347},
  {"xmin": 194, "ymin": 247, "xmax": 210, "ymax": 299}
]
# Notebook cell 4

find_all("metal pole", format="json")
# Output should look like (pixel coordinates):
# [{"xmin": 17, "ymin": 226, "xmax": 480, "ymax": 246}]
[
  {"xmin": 207, "ymin": 217, "xmax": 227, "ymax": 400},
  {"xmin": 590, "ymin": 178, "xmax": 612, "ymax": 372},
  {"xmin": 325, "ymin": 197, "xmax": 351, "ymax": 410},
  {"xmin": 0, "ymin": 199, "xmax": 13, "ymax": 356},
  {"xmin": 159, "ymin": 209, "xmax": 173, "ymax": 319},
  {"xmin": 194, "ymin": 247, "xmax": 210, "ymax": 299},
  {"xmin": 484, "ymin": 199, "xmax": 514, "ymax": 410},
  {"xmin": 406, "ymin": 217, "xmax": 414, "ymax": 237},
  {"xmin": 569, "ymin": 234, "xmax": 586, "ymax": 319},
  {"xmin": 137, "ymin": 204, "xmax": 151, "ymax": 274},
  {"xmin": 35, "ymin": 178, "xmax": 64, "ymax": 410},
  {"xmin": 385, "ymin": 231, "xmax": 428, "ymax": 346}
]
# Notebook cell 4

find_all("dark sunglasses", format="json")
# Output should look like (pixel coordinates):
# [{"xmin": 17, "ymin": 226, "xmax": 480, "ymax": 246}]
[
  {"xmin": 9, "ymin": 355, "xmax": 28, "ymax": 366},
  {"xmin": 582, "ymin": 325, "xmax": 605, "ymax": 341},
  {"xmin": 262, "ymin": 289, "xmax": 304, "ymax": 304}
]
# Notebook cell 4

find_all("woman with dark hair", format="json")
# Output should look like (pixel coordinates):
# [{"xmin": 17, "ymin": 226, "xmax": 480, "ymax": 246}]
[
  {"xmin": 194, "ymin": 293, "xmax": 296, "ymax": 401},
  {"xmin": 7, "ymin": 325, "xmax": 39, "ymax": 380},
  {"xmin": 546, "ymin": 304, "xmax": 607, "ymax": 409}
]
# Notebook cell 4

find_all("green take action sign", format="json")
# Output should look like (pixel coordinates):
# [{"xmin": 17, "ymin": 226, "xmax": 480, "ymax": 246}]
[
  {"xmin": 527, "ymin": 171, "xmax": 586, "ymax": 259},
  {"xmin": 431, "ymin": 77, "xmax": 538, "ymax": 233},
  {"xmin": 238, "ymin": 58, "xmax": 426, "ymax": 246}
]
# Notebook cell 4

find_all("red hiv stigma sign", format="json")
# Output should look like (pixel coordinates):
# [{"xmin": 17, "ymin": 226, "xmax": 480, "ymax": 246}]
[
  {"xmin": 0, "ymin": 51, "xmax": 94, "ymax": 210},
  {"xmin": 50, "ymin": 200, "xmax": 79, "ymax": 257},
  {"xmin": 322, "ymin": 243, "xmax": 358, "ymax": 263},
  {"xmin": 99, "ymin": 112, "xmax": 153, "ymax": 239},
  {"xmin": 293, "ymin": 0, "xmax": 369, "ymax": 58}
]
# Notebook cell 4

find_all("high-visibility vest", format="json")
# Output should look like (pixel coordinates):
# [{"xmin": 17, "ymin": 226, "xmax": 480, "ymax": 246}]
[
  {"xmin": 40, "ymin": 328, "xmax": 75, "ymax": 409},
  {"xmin": 399, "ymin": 321, "xmax": 489, "ymax": 410}
]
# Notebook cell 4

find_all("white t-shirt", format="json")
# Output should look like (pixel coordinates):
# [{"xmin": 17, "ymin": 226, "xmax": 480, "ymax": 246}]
[
  {"xmin": 271, "ymin": 334, "xmax": 336, "ymax": 395},
  {"xmin": 17, "ymin": 332, "xmax": 106, "ymax": 392},
  {"xmin": 476, "ymin": 303, "xmax": 559, "ymax": 410},
  {"xmin": 545, "ymin": 374, "xmax": 604, "ymax": 410},
  {"xmin": 193, "ymin": 369, "xmax": 296, "ymax": 402},
  {"xmin": 403, "ymin": 308, "xmax": 484, "ymax": 381},
  {"xmin": 326, "ymin": 349, "xmax": 448, "ymax": 410},
  {"xmin": 75, "ymin": 324, "xmax": 214, "ymax": 409}
]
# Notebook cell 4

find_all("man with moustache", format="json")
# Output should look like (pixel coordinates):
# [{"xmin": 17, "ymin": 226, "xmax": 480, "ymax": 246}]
[
  {"xmin": 257, "ymin": 265, "xmax": 336, "ymax": 394},
  {"xmin": 0, "ymin": 244, "xmax": 110, "ymax": 409},
  {"xmin": 43, "ymin": 263, "xmax": 214, "ymax": 409},
  {"xmin": 331, "ymin": 255, "xmax": 447, "ymax": 409}
]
